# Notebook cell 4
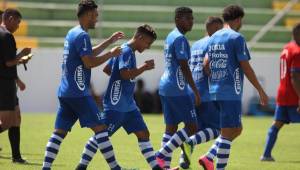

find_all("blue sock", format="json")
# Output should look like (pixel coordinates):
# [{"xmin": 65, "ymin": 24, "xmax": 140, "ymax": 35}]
[
  {"xmin": 205, "ymin": 136, "xmax": 220, "ymax": 161},
  {"xmin": 94, "ymin": 130, "xmax": 121, "ymax": 170},
  {"xmin": 188, "ymin": 128, "xmax": 220, "ymax": 146},
  {"xmin": 216, "ymin": 136, "xmax": 231, "ymax": 170},
  {"xmin": 42, "ymin": 132, "xmax": 66, "ymax": 170},
  {"xmin": 79, "ymin": 136, "xmax": 98, "ymax": 166},
  {"xmin": 138, "ymin": 139, "xmax": 158, "ymax": 169},
  {"xmin": 263, "ymin": 125, "xmax": 279, "ymax": 157},
  {"xmin": 158, "ymin": 129, "xmax": 189, "ymax": 159},
  {"xmin": 160, "ymin": 132, "xmax": 172, "ymax": 168}
]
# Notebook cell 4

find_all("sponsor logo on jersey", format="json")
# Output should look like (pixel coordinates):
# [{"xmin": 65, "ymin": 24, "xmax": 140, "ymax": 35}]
[
  {"xmin": 110, "ymin": 80, "xmax": 122, "ymax": 105},
  {"xmin": 234, "ymin": 68, "xmax": 241, "ymax": 95},
  {"xmin": 74, "ymin": 65, "xmax": 85, "ymax": 91},
  {"xmin": 176, "ymin": 67, "xmax": 185, "ymax": 90}
]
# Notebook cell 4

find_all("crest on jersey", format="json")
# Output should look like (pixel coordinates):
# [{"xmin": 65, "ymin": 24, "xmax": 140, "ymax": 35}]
[
  {"xmin": 176, "ymin": 67, "xmax": 185, "ymax": 90},
  {"xmin": 74, "ymin": 65, "xmax": 85, "ymax": 91},
  {"xmin": 234, "ymin": 68, "xmax": 241, "ymax": 95},
  {"xmin": 110, "ymin": 80, "xmax": 122, "ymax": 105}
]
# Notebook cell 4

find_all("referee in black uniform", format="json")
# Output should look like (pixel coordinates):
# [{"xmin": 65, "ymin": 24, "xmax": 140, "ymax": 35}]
[{"xmin": 0, "ymin": 8, "xmax": 31, "ymax": 163}]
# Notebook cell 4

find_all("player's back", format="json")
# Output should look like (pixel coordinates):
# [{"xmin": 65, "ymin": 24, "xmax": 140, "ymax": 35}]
[
  {"xmin": 103, "ymin": 43, "xmax": 137, "ymax": 112},
  {"xmin": 159, "ymin": 28, "xmax": 191, "ymax": 96},
  {"xmin": 190, "ymin": 36, "xmax": 210, "ymax": 102},
  {"xmin": 58, "ymin": 25, "xmax": 92, "ymax": 98},
  {"xmin": 277, "ymin": 41, "xmax": 300, "ymax": 106},
  {"xmin": 207, "ymin": 28, "xmax": 250, "ymax": 101}
]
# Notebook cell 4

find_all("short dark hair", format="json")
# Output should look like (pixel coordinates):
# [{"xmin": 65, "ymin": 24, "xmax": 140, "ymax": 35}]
[
  {"xmin": 175, "ymin": 7, "xmax": 193, "ymax": 19},
  {"xmin": 135, "ymin": 24, "xmax": 157, "ymax": 40},
  {"xmin": 222, "ymin": 5, "xmax": 244, "ymax": 22},
  {"xmin": 206, "ymin": 16, "xmax": 223, "ymax": 28},
  {"xmin": 293, "ymin": 23, "xmax": 300, "ymax": 38},
  {"xmin": 77, "ymin": 0, "xmax": 98, "ymax": 18},
  {"xmin": 3, "ymin": 8, "xmax": 22, "ymax": 21}
]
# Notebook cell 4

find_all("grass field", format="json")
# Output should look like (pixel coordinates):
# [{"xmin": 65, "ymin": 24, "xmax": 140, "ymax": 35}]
[{"xmin": 0, "ymin": 114, "xmax": 299, "ymax": 170}]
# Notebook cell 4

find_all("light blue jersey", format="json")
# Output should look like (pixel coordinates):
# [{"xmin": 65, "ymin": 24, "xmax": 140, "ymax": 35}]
[
  {"xmin": 159, "ymin": 28, "xmax": 191, "ymax": 96},
  {"xmin": 206, "ymin": 28, "xmax": 250, "ymax": 101},
  {"xmin": 189, "ymin": 36, "xmax": 210, "ymax": 102},
  {"xmin": 103, "ymin": 43, "xmax": 137, "ymax": 112},
  {"xmin": 58, "ymin": 25, "xmax": 92, "ymax": 97}
]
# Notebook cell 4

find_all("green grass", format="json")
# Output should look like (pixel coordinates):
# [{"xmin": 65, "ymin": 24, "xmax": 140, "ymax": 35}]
[{"xmin": 0, "ymin": 114, "xmax": 299, "ymax": 170}]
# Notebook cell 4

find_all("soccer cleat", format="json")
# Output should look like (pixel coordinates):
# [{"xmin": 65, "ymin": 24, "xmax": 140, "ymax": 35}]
[
  {"xmin": 156, "ymin": 157, "xmax": 165, "ymax": 169},
  {"xmin": 260, "ymin": 156, "xmax": 275, "ymax": 162},
  {"xmin": 198, "ymin": 155, "xmax": 214, "ymax": 170},
  {"xmin": 12, "ymin": 157, "xmax": 28, "ymax": 164},
  {"xmin": 180, "ymin": 142, "xmax": 193, "ymax": 167}
]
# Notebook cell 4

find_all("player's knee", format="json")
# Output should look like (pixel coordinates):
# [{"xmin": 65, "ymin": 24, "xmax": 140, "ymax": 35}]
[
  {"xmin": 165, "ymin": 125, "xmax": 178, "ymax": 134},
  {"xmin": 54, "ymin": 129, "xmax": 68, "ymax": 136},
  {"xmin": 272, "ymin": 121, "xmax": 284, "ymax": 129},
  {"xmin": 136, "ymin": 130, "xmax": 150, "ymax": 140}
]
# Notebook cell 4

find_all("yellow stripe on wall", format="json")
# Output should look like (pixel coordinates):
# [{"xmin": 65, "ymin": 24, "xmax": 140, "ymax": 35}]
[
  {"xmin": 273, "ymin": 1, "xmax": 300, "ymax": 11},
  {"xmin": 15, "ymin": 37, "xmax": 38, "ymax": 48}
]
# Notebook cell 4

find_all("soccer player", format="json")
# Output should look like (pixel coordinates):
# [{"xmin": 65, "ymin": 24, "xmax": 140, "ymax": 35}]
[
  {"xmin": 203, "ymin": 5, "xmax": 268, "ymax": 170},
  {"xmin": 0, "ymin": 8, "xmax": 31, "ymax": 163},
  {"xmin": 75, "ymin": 24, "xmax": 162, "ymax": 170},
  {"xmin": 261, "ymin": 23, "xmax": 300, "ymax": 161},
  {"xmin": 42, "ymin": 1, "xmax": 125, "ymax": 170},
  {"xmin": 177, "ymin": 16, "xmax": 224, "ymax": 170},
  {"xmin": 156, "ymin": 7, "xmax": 201, "ymax": 169}
]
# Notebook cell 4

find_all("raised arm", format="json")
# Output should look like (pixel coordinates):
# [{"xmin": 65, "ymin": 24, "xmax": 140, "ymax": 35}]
[{"xmin": 92, "ymin": 32, "xmax": 124, "ymax": 57}]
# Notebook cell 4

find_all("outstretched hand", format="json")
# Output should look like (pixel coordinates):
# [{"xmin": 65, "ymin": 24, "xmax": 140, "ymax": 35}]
[{"xmin": 109, "ymin": 32, "xmax": 125, "ymax": 44}]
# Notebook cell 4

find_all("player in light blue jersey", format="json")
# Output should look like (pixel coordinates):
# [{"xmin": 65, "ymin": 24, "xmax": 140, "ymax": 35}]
[
  {"xmin": 156, "ymin": 7, "xmax": 201, "ymax": 169},
  {"xmin": 175, "ymin": 16, "xmax": 224, "ymax": 170},
  {"xmin": 203, "ymin": 5, "xmax": 269, "ymax": 170},
  {"xmin": 76, "ymin": 25, "xmax": 163, "ymax": 170},
  {"xmin": 42, "ymin": 1, "xmax": 125, "ymax": 170}
]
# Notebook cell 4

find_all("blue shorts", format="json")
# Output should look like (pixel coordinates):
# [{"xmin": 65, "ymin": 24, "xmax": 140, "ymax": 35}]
[
  {"xmin": 55, "ymin": 96, "xmax": 104, "ymax": 131},
  {"xmin": 160, "ymin": 95, "xmax": 197, "ymax": 125},
  {"xmin": 196, "ymin": 101, "xmax": 220, "ymax": 130},
  {"xmin": 216, "ymin": 100, "xmax": 242, "ymax": 128},
  {"xmin": 274, "ymin": 105, "xmax": 300, "ymax": 123},
  {"xmin": 103, "ymin": 109, "xmax": 148, "ymax": 136}
]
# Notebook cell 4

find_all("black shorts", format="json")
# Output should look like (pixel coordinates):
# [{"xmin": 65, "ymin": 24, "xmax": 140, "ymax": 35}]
[{"xmin": 0, "ymin": 78, "xmax": 17, "ymax": 111}]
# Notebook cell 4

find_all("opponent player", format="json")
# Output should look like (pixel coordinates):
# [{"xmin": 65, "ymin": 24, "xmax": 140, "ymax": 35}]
[
  {"xmin": 75, "ymin": 24, "xmax": 163, "ymax": 170},
  {"xmin": 42, "ymin": 1, "xmax": 125, "ymax": 169},
  {"xmin": 177, "ymin": 16, "xmax": 224, "ymax": 170},
  {"xmin": 203, "ymin": 5, "xmax": 268, "ymax": 169},
  {"xmin": 156, "ymin": 7, "xmax": 201, "ymax": 169},
  {"xmin": 261, "ymin": 23, "xmax": 300, "ymax": 161}
]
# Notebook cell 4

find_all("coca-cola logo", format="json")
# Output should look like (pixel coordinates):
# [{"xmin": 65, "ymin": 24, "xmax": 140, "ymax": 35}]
[
  {"xmin": 210, "ymin": 59, "xmax": 227, "ymax": 69},
  {"xmin": 176, "ymin": 67, "xmax": 185, "ymax": 90},
  {"xmin": 110, "ymin": 80, "xmax": 122, "ymax": 105},
  {"xmin": 74, "ymin": 65, "xmax": 85, "ymax": 91}
]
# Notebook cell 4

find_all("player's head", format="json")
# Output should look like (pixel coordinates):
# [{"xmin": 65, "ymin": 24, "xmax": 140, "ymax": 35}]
[
  {"xmin": 175, "ymin": 7, "xmax": 193, "ymax": 33},
  {"xmin": 222, "ymin": 5, "xmax": 244, "ymax": 31},
  {"xmin": 293, "ymin": 23, "xmax": 300, "ymax": 46},
  {"xmin": 205, "ymin": 16, "xmax": 223, "ymax": 36},
  {"xmin": 133, "ymin": 24, "xmax": 157, "ymax": 53},
  {"xmin": 77, "ymin": 0, "xmax": 98, "ymax": 29},
  {"xmin": 2, "ymin": 8, "xmax": 22, "ymax": 33},
  {"xmin": 0, "ymin": 10, "xmax": 3, "ymax": 24}
]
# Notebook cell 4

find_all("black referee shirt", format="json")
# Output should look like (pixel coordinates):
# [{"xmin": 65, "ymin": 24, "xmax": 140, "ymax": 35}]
[{"xmin": 0, "ymin": 26, "xmax": 17, "ymax": 79}]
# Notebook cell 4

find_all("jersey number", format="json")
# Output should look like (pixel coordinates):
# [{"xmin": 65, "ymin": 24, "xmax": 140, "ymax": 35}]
[{"xmin": 280, "ymin": 49, "xmax": 288, "ymax": 79}]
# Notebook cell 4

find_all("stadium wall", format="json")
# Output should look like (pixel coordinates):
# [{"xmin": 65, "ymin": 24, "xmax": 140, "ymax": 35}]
[{"xmin": 17, "ymin": 48, "xmax": 280, "ymax": 113}]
